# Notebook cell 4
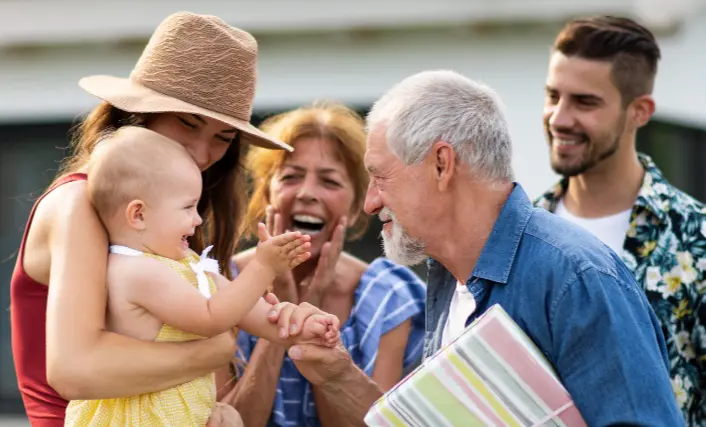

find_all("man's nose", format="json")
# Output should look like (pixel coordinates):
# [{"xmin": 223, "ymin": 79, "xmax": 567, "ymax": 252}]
[
  {"xmin": 547, "ymin": 100, "xmax": 575, "ymax": 131},
  {"xmin": 364, "ymin": 183, "xmax": 382, "ymax": 215}
]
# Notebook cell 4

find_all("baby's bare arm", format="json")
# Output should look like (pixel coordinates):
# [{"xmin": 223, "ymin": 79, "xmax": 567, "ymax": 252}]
[
  {"xmin": 121, "ymin": 229, "xmax": 311, "ymax": 338},
  {"xmin": 126, "ymin": 256, "xmax": 276, "ymax": 337}
]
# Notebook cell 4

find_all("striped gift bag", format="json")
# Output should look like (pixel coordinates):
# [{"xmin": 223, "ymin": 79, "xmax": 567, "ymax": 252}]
[{"xmin": 365, "ymin": 304, "xmax": 586, "ymax": 427}]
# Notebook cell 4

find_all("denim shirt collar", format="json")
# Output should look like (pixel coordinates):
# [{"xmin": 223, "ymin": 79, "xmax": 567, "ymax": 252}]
[
  {"xmin": 472, "ymin": 183, "xmax": 532, "ymax": 284},
  {"xmin": 427, "ymin": 183, "xmax": 532, "ymax": 284},
  {"xmin": 423, "ymin": 183, "xmax": 533, "ymax": 358}
]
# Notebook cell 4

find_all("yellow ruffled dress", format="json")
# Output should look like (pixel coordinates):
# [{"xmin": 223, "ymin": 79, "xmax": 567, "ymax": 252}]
[{"xmin": 64, "ymin": 247, "xmax": 219, "ymax": 427}]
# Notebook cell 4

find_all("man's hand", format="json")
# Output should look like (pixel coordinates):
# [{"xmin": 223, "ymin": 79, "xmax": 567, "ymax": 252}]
[
  {"xmin": 206, "ymin": 402, "xmax": 244, "ymax": 427},
  {"xmin": 268, "ymin": 295, "xmax": 383, "ymax": 427},
  {"xmin": 266, "ymin": 294, "xmax": 353, "ymax": 382},
  {"xmin": 287, "ymin": 341, "xmax": 383, "ymax": 427},
  {"xmin": 286, "ymin": 342, "xmax": 354, "ymax": 386}
]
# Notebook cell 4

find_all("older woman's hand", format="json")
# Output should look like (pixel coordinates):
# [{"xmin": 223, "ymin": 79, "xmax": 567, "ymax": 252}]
[{"xmin": 300, "ymin": 216, "xmax": 347, "ymax": 305}]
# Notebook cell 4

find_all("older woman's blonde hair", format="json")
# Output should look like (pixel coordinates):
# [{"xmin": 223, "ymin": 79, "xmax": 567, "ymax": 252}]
[{"xmin": 245, "ymin": 101, "xmax": 370, "ymax": 240}]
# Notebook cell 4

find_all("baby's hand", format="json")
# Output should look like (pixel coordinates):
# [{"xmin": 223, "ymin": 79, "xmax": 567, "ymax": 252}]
[
  {"xmin": 295, "ymin": 312, "xmax": 341, "ymax": 348},
  {"xmin": 255, "ymin": 223, "xmax": 311, "ymax": 275}
]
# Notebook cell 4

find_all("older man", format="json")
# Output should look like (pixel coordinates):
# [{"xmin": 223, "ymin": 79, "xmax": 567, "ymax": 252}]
[{"xmin": 280, "ymin": 70, "xmax": 682, "ymax": 426}]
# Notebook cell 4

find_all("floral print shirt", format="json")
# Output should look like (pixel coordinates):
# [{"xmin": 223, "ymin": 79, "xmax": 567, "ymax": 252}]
[{"xmin": 535, "ymin": 154, "xmax": 705, "ymax": 426}]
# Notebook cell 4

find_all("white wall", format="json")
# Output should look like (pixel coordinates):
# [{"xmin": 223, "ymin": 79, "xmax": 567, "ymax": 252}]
[
  {"xmin": 1, "ymin": 4, "xmax": 705, "ymax": 199},
  {"xmin": 0, "ymin": 0, "xmax": 687, "ymax": 47}
]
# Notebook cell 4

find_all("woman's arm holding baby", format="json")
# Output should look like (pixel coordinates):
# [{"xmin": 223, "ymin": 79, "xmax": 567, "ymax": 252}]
[{"xmin": 45, "ymin": 181, "xmax": 236, "ymax": 400}]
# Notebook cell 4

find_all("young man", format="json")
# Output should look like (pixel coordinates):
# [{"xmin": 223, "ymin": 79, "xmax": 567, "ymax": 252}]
[{"xmin": 536, "ymin": 16, "xmax": 704, "ymax": 425}]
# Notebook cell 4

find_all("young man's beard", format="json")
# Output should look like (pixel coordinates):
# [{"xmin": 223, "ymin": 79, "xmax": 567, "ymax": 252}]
[
  {"xmin": 547, "ymin": 115, "xmax": 626, "ymax": 177},
  {"xmin": 550, "ymin": 135, "xmax": 621, "ymax": 177}
]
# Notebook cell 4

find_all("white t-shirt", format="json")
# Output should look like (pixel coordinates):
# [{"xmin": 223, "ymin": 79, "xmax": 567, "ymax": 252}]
[
  {"xmin": 555, "ymin": 199, "xmax": 632, "ymax": 255},
  {"xmin": 441, "ymin": 281, "xmax": 477, "ymax": 347}
]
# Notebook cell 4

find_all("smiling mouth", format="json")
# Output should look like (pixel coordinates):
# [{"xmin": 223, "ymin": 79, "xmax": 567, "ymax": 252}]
[
  {"xmin": 182, "ymin": 231, "xmax": 194, "ymax": 244},
  {"xmin": 552, "ymin": 132, "xmax": 588, "ymax": 147},
  {"xmin": 554, "ymin": 139, "xmax": 585, "ymax": 147},
  {"xmin": 291, "ymin": 214, "xmax": 325, "ymax": 234}
]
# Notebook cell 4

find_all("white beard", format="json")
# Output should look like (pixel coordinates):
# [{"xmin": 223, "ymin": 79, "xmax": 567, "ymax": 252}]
[{"xmin": 380, "ymin": 208, "xmax": 427, "ymax": 266}]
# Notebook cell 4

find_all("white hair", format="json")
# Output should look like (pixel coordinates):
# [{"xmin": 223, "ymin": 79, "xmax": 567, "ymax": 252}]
[{"xmin": 367, "ymin": 70, "xmax": 513, "ymax": 182}]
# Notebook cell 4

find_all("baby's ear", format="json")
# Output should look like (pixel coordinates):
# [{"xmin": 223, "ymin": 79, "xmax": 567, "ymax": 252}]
[{"xmin": 125, "ymin": 199, "xmax": 147, "ymax": 232}]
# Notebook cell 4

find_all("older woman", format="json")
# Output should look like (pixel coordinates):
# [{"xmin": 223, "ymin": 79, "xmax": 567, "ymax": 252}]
[{"xmin": 217, "ymin": 102, "xmax": 426, "ymax": 427}]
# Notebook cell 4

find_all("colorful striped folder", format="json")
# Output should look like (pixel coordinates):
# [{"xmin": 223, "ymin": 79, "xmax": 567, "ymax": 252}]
[{"xmin": 365, "ymin": 304, "xmax": 586, "ymax": 427}]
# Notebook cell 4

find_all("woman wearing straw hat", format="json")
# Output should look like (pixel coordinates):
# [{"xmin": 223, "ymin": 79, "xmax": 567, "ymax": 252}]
[{"xmin": 9, "ymin": 11, "xmax": 326, "ymax": 427}]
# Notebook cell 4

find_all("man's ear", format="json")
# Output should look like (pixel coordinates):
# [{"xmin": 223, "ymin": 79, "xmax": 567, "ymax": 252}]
[
  {"xmin": 125, "ymin": 199, "xmax": 147, "ymax": 232},
  {"xmin": 629, "ymin": 94, "xmax": 655, "ymax": 129},
  {"xmin": 431, "ymin": 141, "xmax": 455, "ymax": 191}
]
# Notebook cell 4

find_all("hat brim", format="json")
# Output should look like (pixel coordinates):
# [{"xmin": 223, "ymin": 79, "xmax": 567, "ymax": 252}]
[{"xmin": 79, "ymin": 75, "xmax": 292, "ymax": 152}]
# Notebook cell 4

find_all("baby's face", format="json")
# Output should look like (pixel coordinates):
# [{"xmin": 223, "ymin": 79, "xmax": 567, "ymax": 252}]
[{"xmin": 141, "ymin": 165, "xmax": 203, "ymax": 260}]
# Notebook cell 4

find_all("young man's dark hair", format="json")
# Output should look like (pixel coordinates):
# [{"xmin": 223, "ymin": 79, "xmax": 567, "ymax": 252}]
[{"xmin": 554, "ymin": 16, "xmax": 661, "ymax": 105}]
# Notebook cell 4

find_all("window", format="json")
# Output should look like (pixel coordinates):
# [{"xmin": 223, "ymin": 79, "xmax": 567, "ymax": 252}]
[
  {"xmin": 0, "ymin": 122, "xmax": 72, "ymax": 414},
  {"xmin": 637, "ymin": 119, "xmax": 706, "ymax": 203}
]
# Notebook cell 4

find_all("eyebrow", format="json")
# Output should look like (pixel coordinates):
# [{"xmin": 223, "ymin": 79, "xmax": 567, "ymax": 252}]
[
  {"xmin": 191, "ymin": 114, "xmax": 207, "ymax": 124},
  {"xmin": 190, "ymin": 114, "xmax": 237, "ymax": 134},
  {"xmin": 283, "ymin": 164, "xmax": 344, "ymax": 175},
  {"xmin": 545, "ymin": 86, "xmax": 603, "ymax": 102}
]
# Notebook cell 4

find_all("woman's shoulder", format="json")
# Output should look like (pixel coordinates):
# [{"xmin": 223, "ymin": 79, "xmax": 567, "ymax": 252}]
[
  {"xmin": 346, "ymin": 256, "xmax": 426, "ymax": 354},
  {"xmin": 345, "ymin": 255, "xmax": 426, "ymax": 310},
  {"xmin": 32, "ymin": 178, "xmax": 96, "ymax": 239},
  {"xmin": 336, "ymin": 254, "xmax": 427, "ymax": 291},
  {"xmin": 358, "ymin": 257, "xmax": 426, "ymax": 287},
  {"xmin": 37, "ymin": 177, "xmax": 89, "ymax": 211},
  {"xmin": 24, "ymin": 176, "xmax": 106, "ymax": 286},
  {"xmin": 337, "ymin": 252, "xmax": 368, "ymax": 280}
]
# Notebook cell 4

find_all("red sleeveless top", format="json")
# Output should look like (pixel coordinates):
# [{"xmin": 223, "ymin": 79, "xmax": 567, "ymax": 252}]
[{"xmin": 10, "ymin": 173, "xmax": 88, "ymax": 426}]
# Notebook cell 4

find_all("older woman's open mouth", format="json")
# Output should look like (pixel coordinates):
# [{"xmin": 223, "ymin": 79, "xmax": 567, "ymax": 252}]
[{"xmin": 292, "ymin": 214, "xmax": 325, "ymax": 235}]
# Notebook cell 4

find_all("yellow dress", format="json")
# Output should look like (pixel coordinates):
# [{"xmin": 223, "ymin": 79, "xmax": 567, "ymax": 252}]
[{"xmin": 64, "ymin": 249, "xmax": 219, "ymax": 427}]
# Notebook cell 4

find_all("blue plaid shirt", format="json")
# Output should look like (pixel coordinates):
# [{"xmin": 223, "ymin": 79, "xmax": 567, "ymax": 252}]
[{"xmin": 235, "ymin": 257, "xmax": 426, "ymax": 427}]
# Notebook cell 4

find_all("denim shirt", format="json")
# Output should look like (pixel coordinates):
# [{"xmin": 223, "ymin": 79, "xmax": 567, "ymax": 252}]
[
  {"xmin": 423, "ymin": 184, "xmax": 684, "ymax": 427},
  {"xmin": 536, "ymin": 154, "xmax": 706, "ymax": 426}
]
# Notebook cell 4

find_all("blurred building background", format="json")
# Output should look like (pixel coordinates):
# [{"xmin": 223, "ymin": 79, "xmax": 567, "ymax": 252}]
[{"xmin": 1, "ymin": 0, "xmax": 705, "ymax": 423}]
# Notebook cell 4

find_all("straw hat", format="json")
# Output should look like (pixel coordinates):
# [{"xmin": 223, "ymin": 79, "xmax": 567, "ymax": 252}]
[{"xmin": 79, "ymin": 11, "xmax": 292, "ymax": 152}]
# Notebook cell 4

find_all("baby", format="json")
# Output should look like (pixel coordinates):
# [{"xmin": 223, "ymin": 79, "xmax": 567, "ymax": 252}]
[{"xmin": 64, "ymin": 126, "xmax": 339, "ymax": 426}]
